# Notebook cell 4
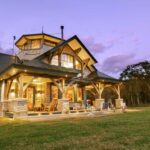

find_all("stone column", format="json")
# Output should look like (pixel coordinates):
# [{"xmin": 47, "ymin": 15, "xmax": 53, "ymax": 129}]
[
  {"xmin": 57, "ymin": 79, "xmax": 70, "ymax": 113},
  {"xmin": 95, "ymin": 99, "xmax": 104, "ymax": 110},
  {"xmin": 11, "ymin": 98, "xmax": 28, "ymax": 118},
  {"xmin": 57, "ymin": 99, "xmax": 69, "ymax": 114},
  {"xmin": 115, "ymin": 98, "xmax": 123, "ymax": 108}
]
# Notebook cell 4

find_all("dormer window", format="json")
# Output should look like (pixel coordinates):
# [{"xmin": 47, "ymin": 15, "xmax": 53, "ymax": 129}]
[{"xmin": 61, "ymin": 54, "xmax": 73, "ymax": 68}]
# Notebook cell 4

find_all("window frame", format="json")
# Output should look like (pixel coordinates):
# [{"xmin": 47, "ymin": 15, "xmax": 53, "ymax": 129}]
[{"xmin": 61, "ymin": 53, "xmax": 74, "ymax": 69}]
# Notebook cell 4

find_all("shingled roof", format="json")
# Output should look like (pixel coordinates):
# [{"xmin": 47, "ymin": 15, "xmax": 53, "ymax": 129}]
[
  {"xmin": 87, "ymin": 70, "xmax": 119, "ymax": 83},
  {"xmin": 0, "ymin": 53, "xmax": 14, "ymax": 73}
]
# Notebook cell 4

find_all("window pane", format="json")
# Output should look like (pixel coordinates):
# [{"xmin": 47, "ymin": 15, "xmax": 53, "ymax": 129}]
[
  {"xmin": 66, "ymin": 86, "xmax": 74, "ymax": 101},
  {"xmin": 24, "ymin": 42, "xmax": 30, "ymax": 50},
  {"xmin": 75, "ymin": 60, "xmax": 81, "ymax": 70},
  {"xmin": 51, "ymin": 55, "xmax": 59, "ymax": 66},
  {"xmin": 61, "ymin": 54, "xmax": 73, "ymax": 68},
  {"xmin": 31, "ymin": 40, "xmax": 41, "ymax": 49}
]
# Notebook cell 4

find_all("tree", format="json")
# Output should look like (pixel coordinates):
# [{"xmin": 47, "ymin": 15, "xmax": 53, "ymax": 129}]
[{"xmin": 120, "ymin": 61, "xmax": 150, "ymax": 106}]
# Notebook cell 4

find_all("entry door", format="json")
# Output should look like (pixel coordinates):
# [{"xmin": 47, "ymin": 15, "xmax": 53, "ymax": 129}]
[{"xmin": 26, "ymin": 87, "xmax": 35, "ymax": 110}]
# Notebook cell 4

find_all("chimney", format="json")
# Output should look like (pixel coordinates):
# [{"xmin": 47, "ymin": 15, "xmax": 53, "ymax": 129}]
[{"xmin": 60, "ymin": 25, "xmax": 64, "ymax": 40}]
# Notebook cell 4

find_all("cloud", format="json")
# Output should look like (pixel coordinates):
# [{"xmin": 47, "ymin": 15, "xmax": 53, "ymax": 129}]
[
  {"xmin": 100, "ymin": 53, "xmax": 138, "ymax": 74},
  {"xmin": 82, "ymin": 36, "xmax": 114, "ymax": 54}
]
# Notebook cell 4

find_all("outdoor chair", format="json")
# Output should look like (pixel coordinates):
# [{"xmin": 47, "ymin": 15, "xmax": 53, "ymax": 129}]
[
  {"xmin": 49, "ymin": 99, "xmax": 58, "ymax": 111},
  {"xmin": 73, "ymin": 102, "xmax": 86, "ymax": 112},
  {"xmin": 34, "ymin": 100, "xmax": 42, "ymax": 111},
  {"xmin": 44, "ymin": 103, "xmax": 50, "ymax": 112}
]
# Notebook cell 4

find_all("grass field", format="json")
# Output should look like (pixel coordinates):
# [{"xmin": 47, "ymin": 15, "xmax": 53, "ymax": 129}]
[{"xmin": 0, "ymin": 108, "xmax": 150, "ymax": 150}]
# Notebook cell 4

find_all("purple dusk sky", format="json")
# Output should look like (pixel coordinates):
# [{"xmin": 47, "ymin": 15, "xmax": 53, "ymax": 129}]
[{"xmin": 0, "ymin": 0, "xmax": 150, "ymax": 78}]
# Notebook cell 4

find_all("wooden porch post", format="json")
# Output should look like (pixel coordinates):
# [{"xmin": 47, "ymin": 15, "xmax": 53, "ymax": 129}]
[
  {"xmin": 92, "ymin": 82, "xmax": 105, "ymax": 110},
  {"xmin": 73, "ymin": 84, "xmax": 77, "ymax": 102},
  {"xmin": 62, "ymin": 78, "xmax": 66, "ymax": 99},
  {"xmin": 1, "ymin": 80, "xmax": 6, "ymax": 102},
  {"xmin": 113, "ymin": 83, "xmax": 123, "ymax": 108},
  {"xmin": 18, "ymin": 76, "xmax": 24, "ymax": 98},
  {"xmin": 92, "ymin": 82, "xmax": 105, "ymax": 100},
  {"xmin": 82, "ymin": 86, "xmax": 87, "ymax": 107},
  {"xmin": 113, "ymin": 84, "xmax": 122, "ymax": 99},
  {"xmin": 98, "ymin": 82, "xmax": 105, "ymax": 99}
]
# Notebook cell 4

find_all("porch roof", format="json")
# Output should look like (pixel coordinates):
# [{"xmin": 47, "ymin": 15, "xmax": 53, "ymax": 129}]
[
  {"xmin": 0, "ymin": 63, "xmax": 79, "ymax": 80},
  {"xmin": 87, "ymin": 70, "xmax": 120, "ymax": 83}
]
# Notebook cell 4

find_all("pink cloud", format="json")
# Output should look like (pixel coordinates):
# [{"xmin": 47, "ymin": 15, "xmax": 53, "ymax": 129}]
[
  {"xmin": 82, "ymin": 36, "xmax": 114, "ymax": 54},
  {"xmin": 100, "ymin": 53, "xmax": 139, "ymax": 74}
]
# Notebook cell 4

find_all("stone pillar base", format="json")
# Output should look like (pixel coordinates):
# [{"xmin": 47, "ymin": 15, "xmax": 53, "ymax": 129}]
[
  {"xmin": 2, "ymin": 98, "xmax": 28, "ymax": 118},
  {"xmin": 95, "ymin": 99, "xmax": 104, "ymax": 110},
  {"xmin": 115, "ymin": 99, "xmax": 123, "ymax": 109},
  {"xmin": 57, "ymin": 99, "xmax": 69, "ymax": 114}
]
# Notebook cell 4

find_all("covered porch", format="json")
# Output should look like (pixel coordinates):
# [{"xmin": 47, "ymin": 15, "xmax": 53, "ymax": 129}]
[{"xmin": 0, "ymin": 64, "xmax": 124, "ymax": 118}]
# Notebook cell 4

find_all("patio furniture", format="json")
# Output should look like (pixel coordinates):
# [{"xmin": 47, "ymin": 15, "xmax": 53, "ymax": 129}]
[
  {"xmin": 44, "ymin": 103, "xmax": 50, "ymax": 112},
  {"xmin": 69, "ymin": 102, "xmax": 86, "ymax": 112},
  {"xmin": 49, "ymin": 98, "xmax": 58, "ymax": 111},
  {"xmin": 44, "ymin": 98, "xmax": 58, "ymax": 112},
  {"xmin": 34, "ymin": 100, "xmax": 42, "ymax": 111}
]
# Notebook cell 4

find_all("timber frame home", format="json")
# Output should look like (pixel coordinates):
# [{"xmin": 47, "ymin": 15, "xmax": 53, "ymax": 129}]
[{"xmin": 0, "ymin": 28, "xmax": 123, "ymax": 118}]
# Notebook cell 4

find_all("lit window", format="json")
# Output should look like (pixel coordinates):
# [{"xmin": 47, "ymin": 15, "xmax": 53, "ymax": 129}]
[
  {"xmin": 66, "ymin": 86, "xmax": 74, "ymax": 101},
  {"xmin": 61, "ymin": 54, "xmax": 73, "ymax": 68},
  {"xmin": 24, "ymin": 42, "xmax": 30, "ymax": 50},
  {"xmin": 75, "ymin": 60, "xmax": 81, "ymax": 70},
  {"xmin": 51, "ymin": 55, "xmax": 59, "ymax": 66},
  {"xmin": 31, "ymin": 40, "xmax": 41, "ymax": 49}
]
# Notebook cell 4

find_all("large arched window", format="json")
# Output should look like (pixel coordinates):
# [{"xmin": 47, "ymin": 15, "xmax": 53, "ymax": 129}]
[
  {"xmin": 61, "ymin": 54, "xmax": 73, "ymax": 68},
  {"xmin": 51, "ymin": 55, "xmax": 59, "ymax": 66}
]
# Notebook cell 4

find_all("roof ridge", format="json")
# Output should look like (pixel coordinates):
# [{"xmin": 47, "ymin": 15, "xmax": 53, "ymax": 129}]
[{"xmin": 15, "ymin": 33, "xmax": 64, "ymax": 46}]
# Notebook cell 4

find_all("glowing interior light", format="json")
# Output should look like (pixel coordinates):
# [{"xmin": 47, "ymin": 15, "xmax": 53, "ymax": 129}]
[{"xmin": 13, "ymin": 79, "xmax": 17, "ymax": 83}]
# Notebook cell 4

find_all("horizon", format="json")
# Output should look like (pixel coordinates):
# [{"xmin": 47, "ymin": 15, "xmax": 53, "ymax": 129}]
[{"xmin": 0, "ymin": 0, "xmax": 150, "ymax": 78}]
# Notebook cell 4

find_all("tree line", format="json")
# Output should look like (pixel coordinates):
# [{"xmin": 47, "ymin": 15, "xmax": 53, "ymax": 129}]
[{"xmin": 120, "ymin": 61, "xmax": 150, "ymax": 106}]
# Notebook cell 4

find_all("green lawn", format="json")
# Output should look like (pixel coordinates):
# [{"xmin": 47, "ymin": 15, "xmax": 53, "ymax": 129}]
[{"xmin": 0, "ymin": 108, "xmax": 150, "ymax": 150}]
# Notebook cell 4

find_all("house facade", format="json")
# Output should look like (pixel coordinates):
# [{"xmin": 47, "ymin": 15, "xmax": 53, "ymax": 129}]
[{"xmin": 0, "ymin": 32, "xmax": 123, "ymax": 118}]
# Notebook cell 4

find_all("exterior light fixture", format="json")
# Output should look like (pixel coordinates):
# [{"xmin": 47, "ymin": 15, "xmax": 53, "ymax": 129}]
[
  {"xmin": 10, "ymin": 89, "xmax": 15, "ymax": 97},
  {"xmin": 13, "ymin": 79, "xmax": 17, "ymax": 83}
]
